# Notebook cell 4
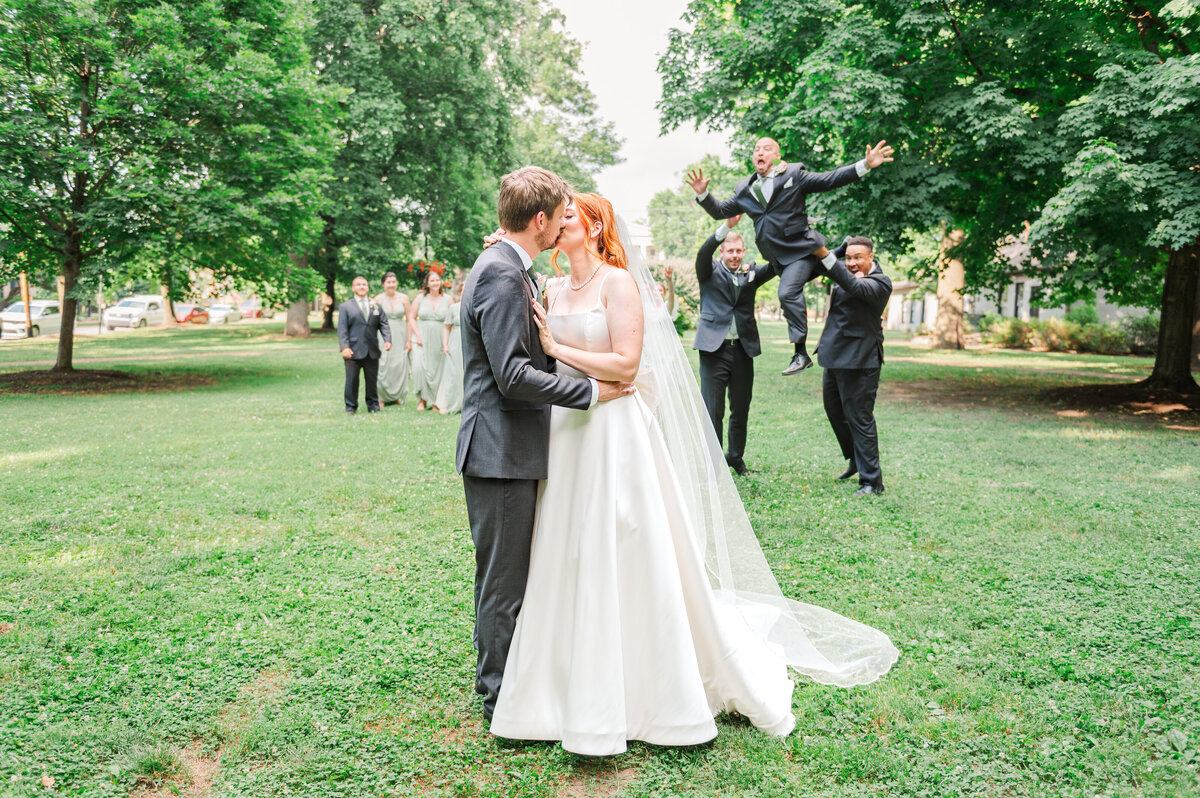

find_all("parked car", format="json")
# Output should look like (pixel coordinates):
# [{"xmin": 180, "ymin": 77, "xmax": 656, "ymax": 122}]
[
  {"xmin": 208, "ymin": 304, "xmax": 244, "ymax": 324},
  {"xmin": 239, "ymin": 299, "xmax": 276, "ymax": 319},
  {"xmin": 174, "ymin": 304, "xmax": 210, "ymax": 324},
  {"xmin": 1, "ymin": 300, "xmax": 62, "ymax": 339},
  {"xmin": 103, "ymin": 295, "xmax": 165, "ymax": 330}
]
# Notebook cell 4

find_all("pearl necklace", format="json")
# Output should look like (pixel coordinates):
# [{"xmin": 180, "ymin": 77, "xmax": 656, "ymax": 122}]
[{"xmin": 568, "ymin": 262, "xmax": 604, "ymax": 291}]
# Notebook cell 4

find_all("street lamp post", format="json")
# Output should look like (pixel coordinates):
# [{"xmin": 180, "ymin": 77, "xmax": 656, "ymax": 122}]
[{"xmin": 419, "ymin": 216, "xmax": 431, "ymax": 261}]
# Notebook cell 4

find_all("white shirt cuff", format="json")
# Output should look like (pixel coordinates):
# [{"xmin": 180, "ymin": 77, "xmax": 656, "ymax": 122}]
[
  {"xmin": 696, "ymin": 190, "xmax": 710, "ymax": 202},
  {"xmin": 856, "ymin": 159, "xmax": 871, "ymax": 177},
  {"xmin": 821, "ymin": 251, "xmax": 837, "ymax": 269},
  {"xmin": 588, "ymin": 378, "xmax": 599, "ymax": 408},
  {"xmin": 714, "ymin": 223, "xmax": 729, "ymax": 242}
]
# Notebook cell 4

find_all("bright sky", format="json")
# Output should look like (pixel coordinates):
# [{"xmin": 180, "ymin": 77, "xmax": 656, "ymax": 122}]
[{"xmin": 551, "ymin": 0, "xmax": 733, "ymax": 225}]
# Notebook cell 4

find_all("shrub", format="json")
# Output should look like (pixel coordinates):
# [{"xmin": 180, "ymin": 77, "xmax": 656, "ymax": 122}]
[
  {"xmin": 1119, "ymin": 314, "xmax": 1159, "ymax": 355},
  {"xmin": 983, "ymin": 314, "xmax": 1156, "ymax": 355},
  {"xmin": 1065, "ymin": 302, "xmax": 1099, "ymax": 326}
]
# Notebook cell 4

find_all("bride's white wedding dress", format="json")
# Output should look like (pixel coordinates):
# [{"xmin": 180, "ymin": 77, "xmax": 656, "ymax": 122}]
[{"xmin": 489, "ymin": 276, "xmax": 798, "ymax": 756}]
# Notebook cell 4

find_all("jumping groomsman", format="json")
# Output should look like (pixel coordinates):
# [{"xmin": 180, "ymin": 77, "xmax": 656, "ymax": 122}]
[
  {"xmin": 687, "ymin": 138, "xmax": 894, "ymax": 375},
  {"xmin": 694, "ymin": 216, "xmax": 775, "ymax": 475},
  {"xmin": 816, "ymin": 237, "xmax": 892, "ymax": 496},
  {"xmin": 338, "ymin": 275, "xmax": 391, "ymax": 414}
]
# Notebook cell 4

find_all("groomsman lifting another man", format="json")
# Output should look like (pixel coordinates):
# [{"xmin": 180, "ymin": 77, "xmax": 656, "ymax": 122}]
[
  {"xmin": 816, "ymin": 237, "xmax": 893, "ymax": 496},
  {"xmin": 693, "ymin": 215, "xmax": 775, "ymax": 475},
  {"xmin": 687, "ymin": 138, "xmax": 894, "ymax": 375}
]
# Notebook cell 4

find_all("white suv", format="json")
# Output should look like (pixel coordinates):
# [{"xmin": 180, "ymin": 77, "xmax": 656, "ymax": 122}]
[
  {"xmin": 104, "ymin": 295, "xmax": 166, "ymax": 330},
  {"xmin": 1, "ymin": 300, "xmax": 63, "ymax": 339}
]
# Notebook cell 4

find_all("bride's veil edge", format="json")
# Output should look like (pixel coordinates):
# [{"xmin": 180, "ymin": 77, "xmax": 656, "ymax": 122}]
[{"xmin": 616, "ymin": 216, "xmax": 899, "ymax": 688}]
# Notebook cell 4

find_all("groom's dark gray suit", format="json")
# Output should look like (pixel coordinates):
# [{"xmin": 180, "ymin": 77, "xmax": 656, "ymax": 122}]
[{"xmin": 456, "ymin": 239, "xmax": 593, "ymax": 719}]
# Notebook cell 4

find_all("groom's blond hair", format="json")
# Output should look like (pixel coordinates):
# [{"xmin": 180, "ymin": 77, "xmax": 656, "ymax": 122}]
[{"xmin": 498, "ymin": 167, "xmax": 571, "ymax": 232}]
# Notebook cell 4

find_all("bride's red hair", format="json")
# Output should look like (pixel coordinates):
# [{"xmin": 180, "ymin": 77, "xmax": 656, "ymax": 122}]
[{"xmin": 551, "ymin": 193, "xmax": 628, "ymax": 274}]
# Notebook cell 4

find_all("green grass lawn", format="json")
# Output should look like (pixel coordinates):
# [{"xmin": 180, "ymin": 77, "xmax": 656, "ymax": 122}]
[{"xmin": 2, "ymin": 321, "xmax": 1197, "ymax": 797}]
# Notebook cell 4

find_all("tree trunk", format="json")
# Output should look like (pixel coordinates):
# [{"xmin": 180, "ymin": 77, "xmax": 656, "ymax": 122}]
[
  {"xmin": 322, "ymin": 272, "xmax": 336, "ymax": 330},
  {"xmin": 934, "ymin": 229, "xmax": 965, "ymax": 349},
  {"xmin": 285, "ymin": 253, "xmax": 312, "ymax": 338},
  {"xmin": 160, "ymin": 283, "xmax": 177, "ymax": 327},
  {"xmin": 52, "ymin": 230, "xmax": 82, "ymax": 372},
  {"xmin": 1144, "ymin": 244, "xmax": 1199, "ymax": 393},
  {"xmin": 1191, "ymin": 265, "xmax": 1200, "ymax": 375}
]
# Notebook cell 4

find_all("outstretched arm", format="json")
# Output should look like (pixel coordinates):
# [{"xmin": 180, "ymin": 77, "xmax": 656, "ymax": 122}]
[
  {"xmin": 796, "ymin": 140, "xmax": 896, "ymax": 194},
  {"xmin": 687, "ymin": 168, "xmax": 745, "ymax": 220}
]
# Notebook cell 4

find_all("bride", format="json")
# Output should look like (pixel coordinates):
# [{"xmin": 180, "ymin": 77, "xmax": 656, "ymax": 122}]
[{"xmin": 487, "ymin": 193, "xmax": 897, "ymax": 756}]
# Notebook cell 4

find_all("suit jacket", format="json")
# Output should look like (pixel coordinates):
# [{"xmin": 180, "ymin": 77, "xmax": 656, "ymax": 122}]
[
  {"xmin": 692, "ymin": 233, "xmax": 774, "ymax": 357},
  {"xmin": 337, "ymin": 298, "xmax": 391, "ymax": 359},
  {"xmin": 816, "ymin": 259, "xmax": 892, "ymax": 370},
  {"xmin": 455, "ymin": 242, "xmax": 593, "ymax": 480},
  {"xmin": 697, "ymin": 161, "xmax": 862, "ymax": 266}
]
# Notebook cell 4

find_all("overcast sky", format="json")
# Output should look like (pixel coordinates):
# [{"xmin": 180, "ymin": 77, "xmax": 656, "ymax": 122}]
[{"xmin": 551, "ymin": 0, "xmax": 733, "ymax": 224}]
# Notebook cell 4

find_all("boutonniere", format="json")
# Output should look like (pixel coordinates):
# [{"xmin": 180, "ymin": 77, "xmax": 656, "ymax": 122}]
[
  {"xmin": 769, "ymin": 162, "xmax": 788, "ymax": 179},
  {"xmin": 730, "ymin": 264, "xmax": 751, "ymax": 275}
]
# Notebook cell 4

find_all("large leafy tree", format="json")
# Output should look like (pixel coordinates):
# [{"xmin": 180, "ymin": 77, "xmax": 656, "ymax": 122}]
[
  {"xmin": 0, "ymin": 0, "xmax": 340, "ymax": 369},
  {"xmin": 299, "ymin": 0, "xmax": 620, "ymax": 331},
  {"xmin": 660, "ymin": 0, "xmax": 1200, "ymax": 391}
]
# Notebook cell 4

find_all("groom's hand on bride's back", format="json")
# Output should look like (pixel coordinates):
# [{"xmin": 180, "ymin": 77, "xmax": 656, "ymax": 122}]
[{"xmin": 596, "ymin": 380, "xmax": 636, "ymax": 402}]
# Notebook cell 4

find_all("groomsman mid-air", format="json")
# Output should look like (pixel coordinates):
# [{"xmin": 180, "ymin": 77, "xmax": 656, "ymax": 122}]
[
  {"xmin": 687, "ymin": 138, "xmax": 894, "ymax": 375},
  {"xmin": 693, "ymin": 215, "xmax": 775, "ymax": 476}
]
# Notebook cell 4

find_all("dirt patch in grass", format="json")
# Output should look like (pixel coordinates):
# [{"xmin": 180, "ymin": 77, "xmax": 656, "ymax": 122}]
[
  {"xmin": 560, "ymin": 765, "xmax": 640, "ymax": 797},
  {"xmin": 886, "ymin": 378, "xmax": 1200, "ymax": 429},
  {"xmin": 0, "ymin": 368, "xmax": 215, "ymax": 395},
  {"xmin": 131, "ymin": 740, "xmax": 220, "ymax": 798},
  {"xmin": 0, "ymin": 622, "xmax": 13, "ymax": 636}
]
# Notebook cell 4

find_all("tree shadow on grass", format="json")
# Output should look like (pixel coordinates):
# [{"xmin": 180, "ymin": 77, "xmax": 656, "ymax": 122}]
[
  {"xmin": 0, "ymin": 368, "xmax": 218, "ymax": 395},
  {"xmin": 885, "ymin": 375, "xmax": 1200, "ymax": 431}
]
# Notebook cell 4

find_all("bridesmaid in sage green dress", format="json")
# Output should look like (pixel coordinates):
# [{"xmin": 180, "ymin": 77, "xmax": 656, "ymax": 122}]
[
  {"xmin": 410, "ymin": 270, "xmax": 451, "ymax": 411},
  {"xmin": 374, "ymin": 271, "xmax": 412, "ymax": 405},
  {"xmin": 436, "ymin": 280, "xmax": 464, "ymax": 415}
]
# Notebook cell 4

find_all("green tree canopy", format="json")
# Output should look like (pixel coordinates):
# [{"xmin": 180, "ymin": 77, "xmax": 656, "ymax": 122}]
[
  {"xmin": 660, "ymin": 0, "xmax": 1200, "ymax": 390},
  {"xmin": 301, "ymin": 0, "xmax": 621, "ymax": 328},
  {"xmin": 0, "ymin": 0, "xmax": 340, "ymax": 369}
]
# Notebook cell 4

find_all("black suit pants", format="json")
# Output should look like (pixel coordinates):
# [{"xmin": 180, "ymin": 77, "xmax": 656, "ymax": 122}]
[
  {"xmin": 344, "ymin": 356, "xmax": 380, "ymax": 412},
  {"xmin": 822, "ymin": 367, "xmax": 883, "ymax": 487},
  {"xmin": 699, "ymin": 339, "xmax": 755, "ymax": 461},
  {"xmin": 462, "ymin": 475, "xmax": 540, "ymax": 719},
  {"xmin": 776, "ymin": 256, "xmax": 820, "ymax": 348}
]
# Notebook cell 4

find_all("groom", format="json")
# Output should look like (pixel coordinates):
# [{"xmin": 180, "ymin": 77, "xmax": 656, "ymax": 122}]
[{"xmin": 456, "ymin": 166, "xmax": 630, "ymax": 721}]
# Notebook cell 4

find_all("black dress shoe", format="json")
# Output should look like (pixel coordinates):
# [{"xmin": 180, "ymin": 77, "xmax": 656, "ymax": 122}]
[
  {"xmin": 853, "ymin": 484, "xmax": 885, "ymax": 497},
  {"xmin": 837, "ymin": 462, "xmax": 858, "ymax": 480},
  {"xmin": 781, "ymin": 353, "xmax": 813, "ymax": 376},
  {"xmin": 725, "ymin": 454, "xmax": 749, "ymax": 476}
]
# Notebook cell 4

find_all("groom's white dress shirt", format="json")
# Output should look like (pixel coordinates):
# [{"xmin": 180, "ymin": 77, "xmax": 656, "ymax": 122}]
[{"xmin": 499, "ymin": 237, "xmax": 599, "ymax": 408}]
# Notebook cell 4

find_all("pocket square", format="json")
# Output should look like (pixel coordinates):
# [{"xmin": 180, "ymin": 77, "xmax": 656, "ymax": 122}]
[{"xmin": 783, "ymin": 177, "xmax": 794, "ymax": 189}]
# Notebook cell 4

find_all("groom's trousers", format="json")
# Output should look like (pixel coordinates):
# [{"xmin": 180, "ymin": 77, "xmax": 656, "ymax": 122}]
[{"xmin": 462, "ymin": 475, "xmax": 540, "ymax": 720}]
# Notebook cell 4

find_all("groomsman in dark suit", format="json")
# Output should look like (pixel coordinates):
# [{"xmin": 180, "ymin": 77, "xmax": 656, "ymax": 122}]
[
  {"xmin": 687, "ymin": 138, "xmax": 894, "ymax": 376},
  {"xmin": 338, "ymin": 275, "xmax": 391, "ymax": 414},
  {"xmin": 816, "ymin": 237, "xmax": 892, "ymax": 496},
  {"xmin": 694, "ymin": 216, "xmax": 775, "ymax": 475}
]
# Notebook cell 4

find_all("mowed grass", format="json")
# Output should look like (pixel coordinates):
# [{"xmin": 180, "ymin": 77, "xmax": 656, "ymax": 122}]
[{"xmin": 1, "ymin": 320, "xmax": 1197, "ymax": 797}]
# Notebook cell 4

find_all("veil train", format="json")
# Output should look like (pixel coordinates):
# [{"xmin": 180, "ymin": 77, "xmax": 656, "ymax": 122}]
[{"xmin": 617, "ymin": 217, "xmax": 898, "ymax": 687}]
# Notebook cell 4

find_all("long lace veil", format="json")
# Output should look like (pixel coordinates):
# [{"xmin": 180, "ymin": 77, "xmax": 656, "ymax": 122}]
[{"xmin": 618, "ymin": 217, "xmax": 898, "ymax": 687}]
